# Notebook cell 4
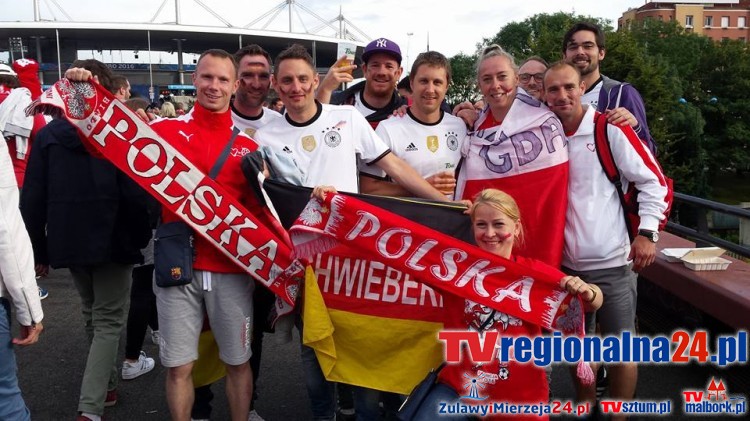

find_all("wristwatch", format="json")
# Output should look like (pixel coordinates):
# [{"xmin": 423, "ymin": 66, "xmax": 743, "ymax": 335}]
[{"xmin": 638, "ymin": 229, "xmax": 659, "ymax": 243}]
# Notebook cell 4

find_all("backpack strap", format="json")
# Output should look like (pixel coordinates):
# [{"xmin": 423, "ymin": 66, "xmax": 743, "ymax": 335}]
[
  {"xmin": 593, "ymin": 112, "xmax": 619, "ymax": 184},
  {"xmin": 599, "ymin": 76, "xmax": 627, "ymax": 110},
  {"xmin": 208, "ymin": 127, "xmax": 241, "ymax": 180},
  {"xmin": 593, "ymin": 111, "xmax": 635, "ymax": 240}
]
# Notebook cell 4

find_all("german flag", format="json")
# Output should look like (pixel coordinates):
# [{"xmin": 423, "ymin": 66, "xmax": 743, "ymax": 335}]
[{"xmin": 264, "ymin": 180, "xmax": 470, "ymax": 394}]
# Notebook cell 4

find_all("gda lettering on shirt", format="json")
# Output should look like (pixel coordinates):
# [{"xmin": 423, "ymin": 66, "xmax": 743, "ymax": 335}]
[{"xmin": 479, "ymin": 116, "xmax": 566, "ymax": 174}]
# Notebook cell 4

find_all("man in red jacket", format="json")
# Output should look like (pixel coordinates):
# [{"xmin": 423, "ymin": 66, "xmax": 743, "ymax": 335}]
[
  {"xmin": 64, "ymin": 49, "xmax": 266, "ymax": 421},
  {"xmin": 149, "ymin": 50, "xmax": 264, "ymax": 421}
]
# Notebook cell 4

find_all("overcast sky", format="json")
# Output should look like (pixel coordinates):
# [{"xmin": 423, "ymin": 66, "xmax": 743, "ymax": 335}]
[{"xmin": 1, "ymin": 0, "xmax": 648, "ymax": 67}]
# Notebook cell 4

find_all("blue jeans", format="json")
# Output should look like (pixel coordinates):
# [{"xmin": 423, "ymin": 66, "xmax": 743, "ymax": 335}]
[
  {"xmin": 412, "ymin": 383, "xmax": 466, "ymax": 421},
  {"xmin": 0, "ymin": 298, "xmax": 31, "ymax": 421},
  {"xmin": 297, "ymin": 314, "xmax": 337, "ymax": 420},
  {"xmin": 351, "ymin": 386, "xmax": 403, "ymax": 421},
  {"xmin": 296, "ymin": 315, "xmax": 403, "ymax": 421}
]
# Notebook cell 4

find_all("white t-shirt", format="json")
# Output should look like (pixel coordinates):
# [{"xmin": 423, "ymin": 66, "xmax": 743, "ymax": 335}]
[
  {"xmin": 582, "ymin": 79, "xmax": 602, "ymax": 109},
  {"xmin": 361, "ymin": 109, "xmax": 466, "ymax": 180},
  {"xmin": 231, "ymin": 104, "xmax": 283, "ymax": 138},
  {"xmin": 254, "ymin": 102, "xmax": 390, "ymax": 193}
]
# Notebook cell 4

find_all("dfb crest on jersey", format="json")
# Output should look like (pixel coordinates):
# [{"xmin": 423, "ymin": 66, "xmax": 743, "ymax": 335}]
[
  {"xmin": 244, "ymin": 128, "xmax": 257, "ymax": 137},
  {"xmin": 426, "ymin": 135, "xmax": 439, "ymax": 153},
  {"xmin": 324, "ymin": 130, "xmax": 342, "ymax": 148},
  {"xmin": 301, "ymin": 135, "xmax": 317, "ymax": 152},
  {"xmin": 446, "ymin": 131, "xmax": 459, "ymax": 151}
]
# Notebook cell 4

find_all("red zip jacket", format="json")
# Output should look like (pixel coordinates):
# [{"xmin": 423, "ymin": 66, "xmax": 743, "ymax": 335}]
[{"xmin": 150, "ymin": 103, "xmax": 268, "ymax": 274}]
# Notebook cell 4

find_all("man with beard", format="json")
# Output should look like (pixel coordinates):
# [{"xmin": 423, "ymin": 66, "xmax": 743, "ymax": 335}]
[
  {"xmin": 562, "ymin": 22, "xmax": 657, "ymax": 155},
  {"xmin": 231, "ymin": 44, "xmax": 283, "ymax": 139},
  {"xmin": 316, "ymin": 37, "xmax": 407, "ymax": 128},
  {"xmin": 111, "ymin": 75, "xmax": 131, "ymax": 101}
]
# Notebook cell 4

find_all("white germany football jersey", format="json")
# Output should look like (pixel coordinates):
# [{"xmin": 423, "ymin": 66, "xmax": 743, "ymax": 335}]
[
  {"xmin": 352, "ymin": 91, "xmax": 377, "ymax": 118},
  {"xmin": 231, "ymin": 104, "xmax": 283, "ymax": 138},
  {"xmin": 361, "ymin": 109, "xmax": 466, "ymax": 180},
  {"xmin": 254, "ymin": 102, "xmax": 390, "ymax": 193}
]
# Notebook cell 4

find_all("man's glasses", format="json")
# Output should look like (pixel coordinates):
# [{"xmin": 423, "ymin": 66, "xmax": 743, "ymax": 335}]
[{"xmin": 519, "ymin": 73, "xmax": 544, "ymax": 83}]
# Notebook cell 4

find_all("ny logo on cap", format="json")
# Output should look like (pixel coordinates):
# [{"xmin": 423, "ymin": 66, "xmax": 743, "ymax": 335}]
[{"xmin": 376, "ymin": 39, "xmax": 387, "ymax": 48}]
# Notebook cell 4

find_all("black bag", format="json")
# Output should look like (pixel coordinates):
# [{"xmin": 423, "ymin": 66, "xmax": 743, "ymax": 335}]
[
  {"xmin": 153, "ymin": 221, "xmax": 195, "ymax": 287},
  {"xmin": 397, "ymin": 363, "xmax": 446, "ymax": 421},
  {"xmin": 153, "ymin": 128, "xmax": 240, "ymax": 288}
]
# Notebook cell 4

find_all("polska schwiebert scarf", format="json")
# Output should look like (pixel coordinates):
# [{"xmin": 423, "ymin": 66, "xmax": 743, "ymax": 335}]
[
  {"xmin": 27, "ymin": 79, "xmax": 302, "ymax": 305},
  {"xmin": 290, "ymin": 193, "xmax": 594, "ymax": 384}
]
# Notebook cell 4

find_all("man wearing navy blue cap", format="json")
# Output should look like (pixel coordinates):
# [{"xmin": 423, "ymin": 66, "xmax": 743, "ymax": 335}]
[{"xmin": 317, "ymin": 37, "xmax": 406, "ymax": 128}]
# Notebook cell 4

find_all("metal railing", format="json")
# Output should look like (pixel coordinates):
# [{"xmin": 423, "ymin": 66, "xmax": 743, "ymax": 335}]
[{"xmin": 667, "ymin": 192, "xmax": 750, "ymax": 258}]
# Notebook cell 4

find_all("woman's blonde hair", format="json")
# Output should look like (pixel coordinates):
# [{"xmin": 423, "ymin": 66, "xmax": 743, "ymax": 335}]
[
  {"xmin": 160, "ymin": 101, "xmax": 176, "ymax": 118},
  {"xmin": 470, "ymin": 188, "xmax": 525, "ymax": 246},
  {"xmin": 475, "ymin": 44, "xmax": 518, "ymax": 79}
]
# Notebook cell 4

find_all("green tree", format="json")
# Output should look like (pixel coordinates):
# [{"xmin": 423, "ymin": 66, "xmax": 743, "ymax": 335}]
[
  {"xmin": 482, "ymin": 12, "xmax": 611, "ymax": 63},
  {"xmin": 447, "ymin": 53, "xmax": 479, "ymax": 106},
  {"xmin": 695, "ymin": 38, "xmax": 750, "ymax": 178}
]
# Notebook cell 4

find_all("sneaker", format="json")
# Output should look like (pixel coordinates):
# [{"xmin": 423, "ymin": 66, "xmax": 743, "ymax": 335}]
[
  {"xmin": 121, "ymin": 351, "xmax": 155, "ymax": 380},
  {"xmin": 248, "ymin": 409, "xmax": 265, "ymax": 421},
  {"xmin": 596, "ymin": 366, "xmax": 608, "ymax": 400},
  {"xmin": 151, "ymin": 329, "xmax": 161, "ymax": 346},
  {"xmin": 38, "ymin": 286, "xmax": 48, "ymax": 300},
  {"xmin": 337, "ymin": 408, "xmax": 356, "ymax": 421},
  {"xmin": 104, "ymin": 389, "xmax": 117, "ymax": 407}
]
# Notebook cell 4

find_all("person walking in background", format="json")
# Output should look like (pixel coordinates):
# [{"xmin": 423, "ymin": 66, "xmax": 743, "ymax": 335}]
[
  {"xmin": 21, "ymin": 59, "xmax": 152, "ymax": 421},
  {"xmin": 111, "ymin": 75, "xmax": 131, "ymax": 101}
]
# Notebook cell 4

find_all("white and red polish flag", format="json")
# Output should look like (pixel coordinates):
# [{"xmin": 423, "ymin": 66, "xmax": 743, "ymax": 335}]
[{"xmin": 456, "ymin": 92, "xmax": 569, "ymax": 267}]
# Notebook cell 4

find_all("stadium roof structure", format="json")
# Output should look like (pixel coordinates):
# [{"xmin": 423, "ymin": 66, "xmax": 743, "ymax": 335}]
[
  {"xmin": 0, "ymin": 21, "xmax": 364, "ymax": 70},
  {"xmin": 0, "ymin": 0, "xmax": 369, "ymax": 88}
]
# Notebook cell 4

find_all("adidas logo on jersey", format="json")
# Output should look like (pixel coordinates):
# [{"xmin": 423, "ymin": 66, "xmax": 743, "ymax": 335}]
[
  {"xmin": 282, "ymin": 146, "xmax": 293, "ymax": 154},
  {"xmin": 405, "ymin": 142, "xmax": 418, "ymax": 152}
]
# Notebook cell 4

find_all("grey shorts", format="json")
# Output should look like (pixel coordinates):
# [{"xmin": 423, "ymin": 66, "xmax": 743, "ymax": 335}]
[
  {"xmin": 154, "ymin": 270, "xmax": 255, "ymax": 367},
  {"xmin": 563, "ymin": 264, "xmax": 637, "ymax": 336}
]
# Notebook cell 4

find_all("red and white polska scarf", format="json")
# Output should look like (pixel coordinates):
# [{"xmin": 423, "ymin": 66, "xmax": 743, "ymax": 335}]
[
  {"xmin": 291, "ymin": 193, "xmax": 595, "ymax": 383},
  {"xmin": 291, "ymin": 193, "xmax": 583, "ymax": 332},
  {"xmin": 27, "ymin": 79, "xmax": 302, "ymax": 306}
]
